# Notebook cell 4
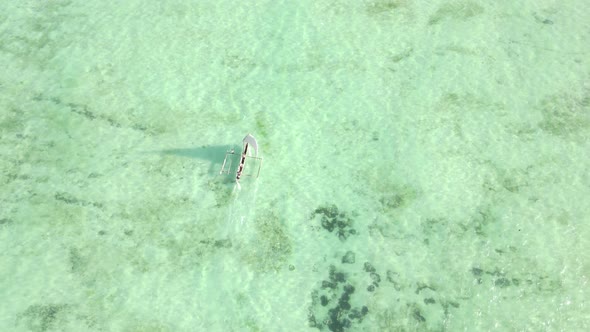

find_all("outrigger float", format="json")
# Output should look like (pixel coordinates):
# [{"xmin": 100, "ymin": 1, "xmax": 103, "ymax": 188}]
[{"xmin": 220, "ymin": 134, "xmax": 262, "ymax": 184}]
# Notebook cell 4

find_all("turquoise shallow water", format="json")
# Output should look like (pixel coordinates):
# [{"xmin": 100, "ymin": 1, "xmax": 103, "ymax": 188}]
[{"xmin": 1, "ymin": 1, "xmax": 589, "ymax": 331}]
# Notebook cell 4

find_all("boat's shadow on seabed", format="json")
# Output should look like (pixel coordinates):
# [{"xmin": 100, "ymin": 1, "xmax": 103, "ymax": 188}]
[{"xmin": 158, "ymin": 144, "xmax": 230, "ymax": 175}]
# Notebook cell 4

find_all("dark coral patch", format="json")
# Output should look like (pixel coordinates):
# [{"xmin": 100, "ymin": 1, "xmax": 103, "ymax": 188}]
[
  {"xmin": 311, "ymin": 204, "xmax": 357, "ymax": 241},
  {"xmin": 308, "ymin": 266, "xmax": 369, "ymax": 331}
]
